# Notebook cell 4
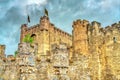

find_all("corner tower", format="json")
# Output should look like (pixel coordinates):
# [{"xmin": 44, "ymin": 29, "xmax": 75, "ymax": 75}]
[
  {"xmin": 39, "ymin": 16, "xmax": 50, "ymax": 56},
  {"xmin": 72, "ymin": 19, "xmax": 89, "ymax": 55}
]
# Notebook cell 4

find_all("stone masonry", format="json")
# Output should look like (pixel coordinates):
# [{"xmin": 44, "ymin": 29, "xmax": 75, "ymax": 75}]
[
  {"xmin": 0, "ymin": 15, "xmax": 120, "ymax": 80},
  {"xmin": 72, "ymin": 20, "xmax": 120, "ymax": 80},
  {"xmin": 20, "ymin": 16, "xmax": 72, "ymax": 59}
]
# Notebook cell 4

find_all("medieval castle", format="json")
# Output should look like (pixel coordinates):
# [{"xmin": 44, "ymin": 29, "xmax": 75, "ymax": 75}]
[{"xmin": 0, "ymin": 15, "xmax": 120, "ymax": 80}]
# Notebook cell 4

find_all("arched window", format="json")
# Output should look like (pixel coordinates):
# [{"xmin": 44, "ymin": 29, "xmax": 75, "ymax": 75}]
[
  {"xmin": 31, "ymin": 34, "xmax": 36, "ymax": 37},
  {"xmin": 31, "ymin": 34, "xmax": 36, "ymax": 42}
]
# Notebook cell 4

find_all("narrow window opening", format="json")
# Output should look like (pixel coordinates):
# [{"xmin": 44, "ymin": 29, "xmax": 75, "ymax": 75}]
[{"xmin": 113, "ymin": 37, "xmax": 116, "ymax": 43}]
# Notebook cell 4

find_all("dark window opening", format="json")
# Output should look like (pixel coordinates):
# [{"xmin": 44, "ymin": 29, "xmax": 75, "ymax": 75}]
[
  {"xmin": 113, "ymin": 37, "xmax": 116, "ymax": 43},
  {"xmin": 31, "ymin": 34, "xmax": 36, "ymax": 41},
  {"xmin": 31, "ymin": 34, "xmax": 36, "ymax": 37}
]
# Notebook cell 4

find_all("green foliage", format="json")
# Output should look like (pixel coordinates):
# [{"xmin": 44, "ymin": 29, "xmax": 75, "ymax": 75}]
[
  {"xmin": 14, "ymin": 51, "xmax": 18, "ymax": 57},
  {"xmin": 23, "ymin": 34, "xmax": 34, "ymax": 43}
]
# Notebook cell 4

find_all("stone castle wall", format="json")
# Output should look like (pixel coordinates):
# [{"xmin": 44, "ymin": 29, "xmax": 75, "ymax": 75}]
[
  {"xmin": 20, "ymin": 16, "xmax": 72, "ymax": 59},
  {"xmin": 0, "ymin": 15, "xmax": 120, "ymax": 80},
  {"xmin": 72, "ymin": 20, "xmax": 120, "ymax": 80}
]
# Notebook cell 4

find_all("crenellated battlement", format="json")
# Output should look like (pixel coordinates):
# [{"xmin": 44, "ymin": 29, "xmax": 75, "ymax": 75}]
[
  {"xmin": 21, "ymin": 24, "xmax": 28, "ymax": 31},
  {"xmin": 91, "ymin": 21, "xmax": 101, "ymax": 27},
  {"xmin": 73, "ymin": 20, "xmax": 120, "ymax": 34},
  {"xmin": 26, "ymin": 24, "xmax": 39, "ymax": 33},
  {"xmin": 21, "ymin": 24, "xmax": 27, "ymax": 28},
  {"xmin": 72, "ymin": 19, "xmax": 89, "ymax": 28},
  {"xmin": 105, "ymin": 22, "xmax": 120, "ymax": 30},
  {"xmin": 40, "ymin": 15, "xmax": 49, "ymax": 21},
  {"xmin": 21, "ymin": 16, "xmax": 72, "ymax": 39},
  {"xmin": 53, "ymin": 25, "xmax": 72, "ymax": 39}
]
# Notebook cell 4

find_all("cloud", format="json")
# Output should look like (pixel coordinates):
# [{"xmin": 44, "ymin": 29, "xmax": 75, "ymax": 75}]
[
  {"xmin": 26, "ymin": 0, "xmax": 47, "ymax": 5},
  {"xmin": 100, "ymin": 0, "xmax": 120, "ymax": 9}
]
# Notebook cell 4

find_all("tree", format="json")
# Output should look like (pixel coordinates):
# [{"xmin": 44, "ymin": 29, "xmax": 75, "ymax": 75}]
[{"xmin": 23, "ymin": 34, "xmax": 34, "ymax": 43}]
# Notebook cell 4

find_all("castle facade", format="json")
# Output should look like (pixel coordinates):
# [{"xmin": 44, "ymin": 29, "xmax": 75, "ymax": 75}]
[{"xmin": 0, "ymin": 15, "xmax": 120, "ymax": 80}]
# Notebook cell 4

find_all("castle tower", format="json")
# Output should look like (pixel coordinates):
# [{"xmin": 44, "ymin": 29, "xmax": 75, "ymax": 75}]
[
  {"xmin": 39, "ymin": 16, "xmax": 50, "ymax": 56},
  {"xmin": 72, "ymin": 19, "xmax": 89, "ymax": 56},
  {"xmin": 20, "ymin": 15, "xmax": 72, "ymax": 59}
]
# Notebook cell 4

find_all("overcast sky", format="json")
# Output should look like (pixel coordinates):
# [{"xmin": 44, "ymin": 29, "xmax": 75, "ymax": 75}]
[{"xmin": 0, "ymin": 0, "xmax": 120, "ymax": 55}]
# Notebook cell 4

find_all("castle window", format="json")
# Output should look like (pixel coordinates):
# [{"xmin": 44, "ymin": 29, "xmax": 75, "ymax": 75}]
[
  {"xmin": 113, "ymin": 37, "xmax": 116, "ymax": 43},
  {"xmin": 31, "ymin": 34, "xmax": 36, "ymax": 37},
  {"xmin": 31, "ymin": 34, "xmax": 36, "ymax": 41}
]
